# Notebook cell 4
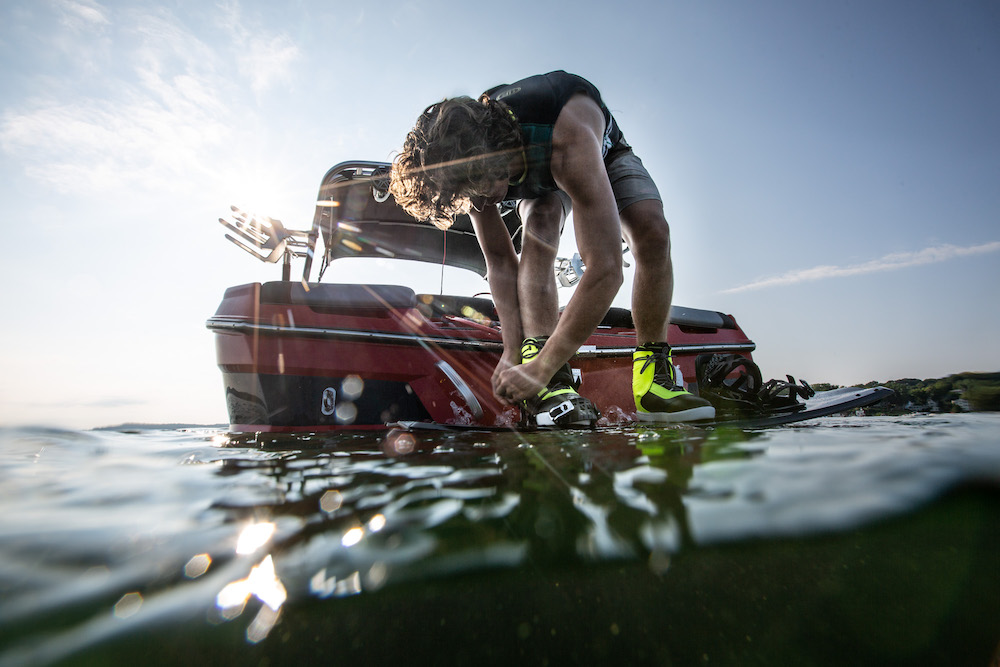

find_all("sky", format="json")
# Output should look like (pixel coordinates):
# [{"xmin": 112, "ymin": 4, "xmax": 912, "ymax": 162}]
[{"xmin": 1, "ymin": 0, "xmax": 998, "ymax": 429}]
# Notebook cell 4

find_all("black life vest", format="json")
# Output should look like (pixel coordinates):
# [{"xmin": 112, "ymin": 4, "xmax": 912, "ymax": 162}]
[{"xmin": 482, "ymin": 71, "xmax": 626, "ymax": 200}]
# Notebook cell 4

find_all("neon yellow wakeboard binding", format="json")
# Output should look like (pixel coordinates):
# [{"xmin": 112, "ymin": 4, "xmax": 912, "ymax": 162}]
[
  {"xmin": 634, "ymin": 342, "xmax": 716, "ymax": 422},
  {"xmin": 519, "ymin": 337, "xmax": 599, "ymax": 428}
]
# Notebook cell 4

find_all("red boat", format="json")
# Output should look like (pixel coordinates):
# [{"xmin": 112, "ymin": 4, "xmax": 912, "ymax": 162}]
[{"xmin": 208, "ymin": 161, "xmax": 757, "ymax": 432}]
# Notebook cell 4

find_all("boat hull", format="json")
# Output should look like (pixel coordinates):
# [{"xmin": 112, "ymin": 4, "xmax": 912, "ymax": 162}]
[{"xmin": 208, "ymin": 282, "xmax": 756, "ymax": 432}]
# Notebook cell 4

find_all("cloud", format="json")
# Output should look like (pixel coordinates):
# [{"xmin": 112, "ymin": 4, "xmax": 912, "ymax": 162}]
[
  {"xmin": 1, "ymin": 88, "xmax": 228, "ymax": 195},
  {"xmin": 217, "ymin": 0, "xmax": 302, "ymax": 96},
  {"xmin": 0, "ymin": 4, "xmax": 300, "ymax": 197},
  {"xmin": 55, "ymin": 0, "xmax": 110, "ymax": 30},
  {"xmin": 721, "ymin": 240, "xmax": 1000, "ymax": 293},
  {"xmin": 234, "ymin": 34, "xmax": 300, "ymax": 97}
]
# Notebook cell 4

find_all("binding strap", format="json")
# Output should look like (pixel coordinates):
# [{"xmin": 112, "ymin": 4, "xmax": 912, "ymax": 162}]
[{"xmin": 695, "ymin": 353, "xmax": 815, "ymax": 418}]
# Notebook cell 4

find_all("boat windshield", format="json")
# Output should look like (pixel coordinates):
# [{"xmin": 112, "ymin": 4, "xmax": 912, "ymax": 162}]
[{"xmin": 318, "ymin": 256, "xmax": 490, "ymax": 298}]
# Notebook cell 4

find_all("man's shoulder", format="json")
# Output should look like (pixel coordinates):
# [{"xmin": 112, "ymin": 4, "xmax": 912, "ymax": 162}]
[{"xmin": 552, "ymin": 95, "xmax": 607, "ymax": 143}]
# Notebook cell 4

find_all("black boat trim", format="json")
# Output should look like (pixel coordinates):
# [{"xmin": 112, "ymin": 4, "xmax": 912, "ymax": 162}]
[
  {"xmin": 207, "ymin": 317, "xmax": 505, "ymax": 350},
  {"xmin": 574, "ymin": 343, "xmax": 757, "ymax": 357},
  {"xmin": 206, "ymin": 318, "xmax": 756, "ymax": 355}
]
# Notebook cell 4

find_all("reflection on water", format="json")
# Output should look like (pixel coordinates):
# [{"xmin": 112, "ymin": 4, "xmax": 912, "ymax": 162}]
[{"xmin": 1, "ymin": 416, "xmax": 999, "ymax": 665}]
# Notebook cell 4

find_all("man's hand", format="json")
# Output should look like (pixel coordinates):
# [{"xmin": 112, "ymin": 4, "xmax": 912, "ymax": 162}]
[
  {"xmin": 493, "ymin": 360, "xmax": 552, "ymax": 404},
  {"xmin": 491, "ymin": 347, "xmax": 521, "ymax": 394}
]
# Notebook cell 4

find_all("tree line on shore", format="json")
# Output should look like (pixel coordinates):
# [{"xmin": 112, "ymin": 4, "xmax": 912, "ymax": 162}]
[{"xmin": 812, "ymin": 372, "xmax": 1000, "ymax": 414}]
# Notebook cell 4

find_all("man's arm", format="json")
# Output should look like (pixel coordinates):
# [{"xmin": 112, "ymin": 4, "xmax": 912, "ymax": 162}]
[
  {"xmin": 496, "ymin": 95, "xmax": 624, "ymax": 398},
  {"xmin": 469, "ymin": 206, "xmax": 525, "ymax": 395}
]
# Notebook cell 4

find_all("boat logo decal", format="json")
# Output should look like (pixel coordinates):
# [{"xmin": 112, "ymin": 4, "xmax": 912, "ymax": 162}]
[{"xmin": 321, "ymin": 387, "xmax": 337, "ymax": 416}]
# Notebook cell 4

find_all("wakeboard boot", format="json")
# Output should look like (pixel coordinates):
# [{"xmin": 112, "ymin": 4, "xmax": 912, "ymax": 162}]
[
  {"xmin": 634, "ymin": 343, "xmax": 716, "ymax": 423},
  {"xmin": 520, "ymin": 337, "xmax": 599, "ymax": 428}
]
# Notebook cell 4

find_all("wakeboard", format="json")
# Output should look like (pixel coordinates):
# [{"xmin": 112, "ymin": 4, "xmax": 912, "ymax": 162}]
[{"xmin": 394, "ymin": 384, "xmax": 894, "ymax": 433}]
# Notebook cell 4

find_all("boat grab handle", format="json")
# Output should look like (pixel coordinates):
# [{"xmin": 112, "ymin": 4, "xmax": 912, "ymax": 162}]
[{"xmin": 435, "ymin": 361, "xmax": 484, "ymax": 420}]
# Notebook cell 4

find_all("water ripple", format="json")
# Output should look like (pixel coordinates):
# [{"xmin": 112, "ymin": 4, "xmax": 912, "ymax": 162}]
[{"xmin": 1, "ymin": 415, "xmax": 999, "ymax": 664}]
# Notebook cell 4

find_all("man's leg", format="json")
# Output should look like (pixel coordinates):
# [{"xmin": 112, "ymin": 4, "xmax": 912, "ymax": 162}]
[
  {"xmin": 514, "ymin": 192, "xmax": 598, "ymax": 427},
  {"xmin": 620, "ymin": 199, "xmax": 673, "ymax": 344},
  {"xmin": 618, "ymin": 184, "xmax": 714, "ymax": 423},
  {"xmin": 517, "ymin": 193, "xmax": 565, "ymax": 338}
]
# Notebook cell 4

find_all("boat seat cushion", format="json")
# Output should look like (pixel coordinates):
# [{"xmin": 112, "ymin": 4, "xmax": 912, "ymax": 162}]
[{"xmin": 598, "ymin": 305, "xmax": 737, "ymax": 330}]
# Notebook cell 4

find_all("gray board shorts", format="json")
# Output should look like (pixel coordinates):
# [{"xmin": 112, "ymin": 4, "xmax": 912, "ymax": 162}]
[{"xmin": 515, "ymin": 148, "xmax": 662, "ymax": 220}]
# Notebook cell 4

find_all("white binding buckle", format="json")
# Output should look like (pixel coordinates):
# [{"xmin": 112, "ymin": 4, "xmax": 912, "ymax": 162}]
[
  {"xmin": 533, "ymin": 399, "xmax": 575, "ymax": 427},
  {"xmin": 548, "ymin": 400, "xmax": 574, "ymax": 421}
]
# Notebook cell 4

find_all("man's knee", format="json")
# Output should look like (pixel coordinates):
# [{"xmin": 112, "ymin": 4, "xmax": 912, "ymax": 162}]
[
  {"xmin": 521, "ymin": 195, "xmax": 566, "ymax": 249},
  {"xmin": 623, "ymin": 201, "xmax": 671, "ymax": 261}
]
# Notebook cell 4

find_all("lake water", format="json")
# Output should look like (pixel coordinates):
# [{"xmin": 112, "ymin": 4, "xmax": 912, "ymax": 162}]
[{"xmin": 2, "ymin": 414, "xmax": 999, "ymax": 666}]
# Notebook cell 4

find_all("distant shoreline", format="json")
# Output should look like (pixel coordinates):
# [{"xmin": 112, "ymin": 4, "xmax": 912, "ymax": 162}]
[{"xmin": 815, "ymin": 371, "xmax": 1000, "ymax": 414}]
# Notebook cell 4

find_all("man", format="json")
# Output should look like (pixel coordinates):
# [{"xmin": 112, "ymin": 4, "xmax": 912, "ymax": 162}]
[{"xmin": 390, "ymin": 71, "xmax": 714, "ymax": 426}]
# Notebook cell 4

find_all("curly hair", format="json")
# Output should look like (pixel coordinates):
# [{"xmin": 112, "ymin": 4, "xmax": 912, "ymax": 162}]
[{"xmin": 390, "ymin": 95, "xmax": 523, "ymax": 229}]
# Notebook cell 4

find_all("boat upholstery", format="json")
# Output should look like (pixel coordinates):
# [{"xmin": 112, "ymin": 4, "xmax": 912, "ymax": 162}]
[{"xmin": 599, "ymin": 306, "xmax": 737, "ymax": 330}]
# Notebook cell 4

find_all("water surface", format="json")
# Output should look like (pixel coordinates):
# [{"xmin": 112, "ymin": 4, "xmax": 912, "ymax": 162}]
[{"xmin": 2, "ymin": 415, "xmax": 999, "ymax": 665}]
